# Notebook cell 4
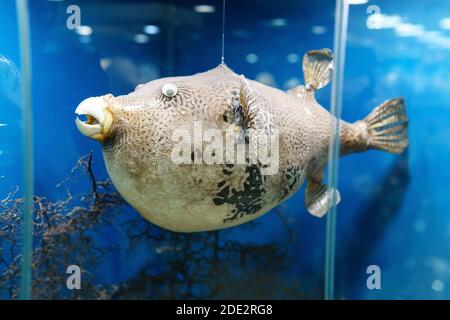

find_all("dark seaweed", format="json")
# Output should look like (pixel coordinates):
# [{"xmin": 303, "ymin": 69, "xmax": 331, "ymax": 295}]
[{"xmin": 0, "ymin": 153, "xmax": 309, "ymax": 300}]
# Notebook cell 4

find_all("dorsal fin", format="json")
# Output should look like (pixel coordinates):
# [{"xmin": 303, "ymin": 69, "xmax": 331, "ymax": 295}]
[
  {"xmin": 287, "ymin": 85, "xmax": 315, "ymax": 101},
  {"xmin": 287, "ymin": 85, "xmax": 306, "ymax": 96},
  {"xmin": 286, "ymin": 85, "xmax": 314, "ymax": 98},
  {"xmin": 302, "ymin": 48, "xmax": 333, "ymax": 91}
]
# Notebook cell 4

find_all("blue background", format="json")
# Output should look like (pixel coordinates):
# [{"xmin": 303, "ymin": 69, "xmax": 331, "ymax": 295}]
[{"xmin": 1, "ymin": 0, "xmax": 449, "ymax": 299}]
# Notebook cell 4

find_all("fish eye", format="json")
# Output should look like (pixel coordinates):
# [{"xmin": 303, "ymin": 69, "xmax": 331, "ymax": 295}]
[{"xmin": 162, "ymin": 83, "xmax": 178, "ymax": 97}]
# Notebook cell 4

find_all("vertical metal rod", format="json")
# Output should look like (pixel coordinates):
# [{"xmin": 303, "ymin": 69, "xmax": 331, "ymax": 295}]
[
  {"xmin": 324, "ymin": 0, "xmax": 349, "ymax": 300},
  {"xmin": 16, "ymin": 0, "xmax": 34, "ymax": 300}
]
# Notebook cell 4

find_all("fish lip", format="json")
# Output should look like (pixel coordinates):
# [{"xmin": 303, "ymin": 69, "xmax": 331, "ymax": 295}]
[{"xmin": 75, "ymin": 96, "xmax": 110, "ymax": 140}]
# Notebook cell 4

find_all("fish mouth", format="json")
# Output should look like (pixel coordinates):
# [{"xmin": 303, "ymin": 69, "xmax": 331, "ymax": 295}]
[{"xmin": 75, "ymin": 96, "xmax": 113, "ymax": 142}]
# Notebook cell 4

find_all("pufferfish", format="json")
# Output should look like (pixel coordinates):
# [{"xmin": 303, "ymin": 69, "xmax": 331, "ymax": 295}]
[{"xmin": 75, "ymin": 49, "xmax": 408, "ymax": 232}]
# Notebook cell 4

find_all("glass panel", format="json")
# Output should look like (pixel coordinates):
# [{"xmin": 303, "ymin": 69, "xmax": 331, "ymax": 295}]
[
  {"xmin": 0, "ymin": 0, "xmax": 346, "ymax": 299},
  {"xmin": 0, "ymin": 1, "xmax": 30, "ymax": 299},
  {"xmin": 335, "ymin": 0, "xmax": 450, "ymax": 299},
  {"xmin": 325, "ymin": 0, "xmax": 349, "ymax": 300},
  {"xmin": 15, "ymin": 0, "xmax": 34, "ymax": 300}
]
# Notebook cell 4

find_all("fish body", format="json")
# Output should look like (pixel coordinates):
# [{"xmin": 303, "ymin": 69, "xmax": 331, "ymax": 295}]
[{"xmin": 75, "ymin": 49, "xmax": 408, "ymax": 232}]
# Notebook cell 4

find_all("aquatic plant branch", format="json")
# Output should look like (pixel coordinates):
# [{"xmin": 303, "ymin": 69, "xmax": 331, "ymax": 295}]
[
  {"xmin": 86, "ymin": 151, "xmax": 99, "ymax": 202},
  {"xmin": 0, "ymin": 154, "xmax": 302, "ymax": 299}
]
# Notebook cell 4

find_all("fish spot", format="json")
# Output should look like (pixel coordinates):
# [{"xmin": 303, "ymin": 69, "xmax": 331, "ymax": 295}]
[
  {"xmin": 281, "ymin": 166, "xmax": 302, "ymax": 198},
  {"xmin": 222, "ymin": 168, "xmax": 233, "ymax": 175},
  {"xmin": 212, "ymin": 165, "xmax": 265, "ymax": 223}
]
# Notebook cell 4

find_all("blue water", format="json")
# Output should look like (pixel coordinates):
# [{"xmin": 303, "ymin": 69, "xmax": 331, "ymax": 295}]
[{"xmin": 0, "ymin": 0, "xmax": 449, "ymax": 299}]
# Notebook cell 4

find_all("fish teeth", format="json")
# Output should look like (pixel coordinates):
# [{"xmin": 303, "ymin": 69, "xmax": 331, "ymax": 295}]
[
  {"xmin": 75, "ymin": 117, "xmax": 102, "ymax": 136},
  {"xmin": 74, "ymin": 96, "xmax": 106, "ymax": 137},
  {"xmin": 75, "ymin": 96, "xmax": 106, "ymax": 124}
]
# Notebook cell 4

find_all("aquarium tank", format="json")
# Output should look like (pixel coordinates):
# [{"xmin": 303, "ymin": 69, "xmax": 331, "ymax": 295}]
[{"xmin": 0, "ymin": 0, "xmax": 449, "ymax": 301}]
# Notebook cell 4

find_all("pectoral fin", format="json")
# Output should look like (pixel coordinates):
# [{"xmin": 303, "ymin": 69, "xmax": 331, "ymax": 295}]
[
  {"xmin": 305, "ymin": 179, "xmax": 341, "ymax": 218},
  {"xmin": 239, "ymin": 75, "xmax": 262, "ymax": 123},
  {"xmin": 302, "ymin": 48, "xmax": 333, "ymax": 91},
  {"xmin": 238, "ymin": 76, "xmax": 273, "ymax": 157}
]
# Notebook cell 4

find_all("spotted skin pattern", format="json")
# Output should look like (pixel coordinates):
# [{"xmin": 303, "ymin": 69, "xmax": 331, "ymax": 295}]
[{"xmin": 98, "ymin": 64, "xmax": 362, "ymax": 232}]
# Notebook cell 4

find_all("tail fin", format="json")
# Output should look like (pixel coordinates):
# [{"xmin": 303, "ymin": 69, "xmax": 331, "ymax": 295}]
[{"xmin": 364, "ymin": 98, "xmax": 408, "ymax": 154}]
